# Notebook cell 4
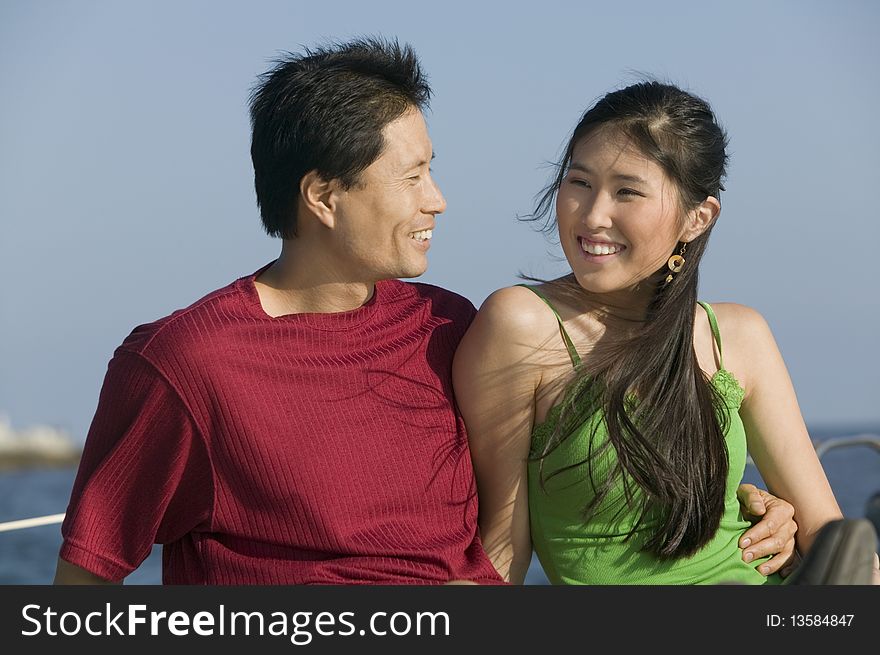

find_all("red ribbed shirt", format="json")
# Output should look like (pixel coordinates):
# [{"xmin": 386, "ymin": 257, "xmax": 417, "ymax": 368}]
[{"xmin": 60, "ymin": 266, "xmax": 503, "ymax": 585}]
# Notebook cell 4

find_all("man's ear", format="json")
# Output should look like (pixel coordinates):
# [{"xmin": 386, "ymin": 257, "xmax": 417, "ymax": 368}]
[
  {"xmin": 681, "ymin": 196, "xmax": 721, "ymax": 243},
  {"xmin": 299, "ymin": 170, "xmax": 340, "ymax": 229}
]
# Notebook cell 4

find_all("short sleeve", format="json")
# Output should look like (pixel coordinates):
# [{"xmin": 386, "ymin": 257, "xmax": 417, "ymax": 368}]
[{"xmin": 59, "ymin": 349, "xmax": 213, "ymax": 581}]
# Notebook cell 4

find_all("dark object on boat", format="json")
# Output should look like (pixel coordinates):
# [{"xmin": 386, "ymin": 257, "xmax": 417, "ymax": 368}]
[
  {"xmin": 785, "ymin": 518, "xmax": 878, "ymax": 585},
  {"xmin": 865, "ymin": 492, "xmax": 880, "ymax": 537}
]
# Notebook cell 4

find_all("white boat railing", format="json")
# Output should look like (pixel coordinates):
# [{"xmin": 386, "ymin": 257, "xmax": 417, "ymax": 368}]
[
  {"xmin": 813, "ymin": 434, "xmax": 880, "ymax": 459},
  {"xmin": 743, "ymin": 433, "xmax": 880, "ymax": 466},
  {"xmin": 0, "ymin": 512, "xmax": 65, "ymax": 533}
]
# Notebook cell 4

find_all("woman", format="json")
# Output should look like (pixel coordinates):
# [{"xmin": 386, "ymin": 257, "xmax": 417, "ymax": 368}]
[{"xmin": 453, "ymin": 81, "xmax": 877, "ymax": 584}]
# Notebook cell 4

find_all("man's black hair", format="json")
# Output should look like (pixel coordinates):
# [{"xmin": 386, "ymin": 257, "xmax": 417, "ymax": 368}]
[{"xmin": 249, "ymin": 37, "xmax": 431, "ymax": 238}]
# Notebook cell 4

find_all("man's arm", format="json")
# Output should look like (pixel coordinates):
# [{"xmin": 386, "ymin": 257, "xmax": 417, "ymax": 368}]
[
  {"xmin": 57, "ymin": 350, "xmax": 212, "ymax": 584},
  {"xmin": 53, "ymin": 557, "xmax": 122, "ymax": 585}
]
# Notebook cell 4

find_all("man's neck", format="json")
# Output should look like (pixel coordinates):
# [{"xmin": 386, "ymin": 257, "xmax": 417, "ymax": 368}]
[{"xmin": 254, "ymin": 246, "xmax": 377, "ymax": 317}]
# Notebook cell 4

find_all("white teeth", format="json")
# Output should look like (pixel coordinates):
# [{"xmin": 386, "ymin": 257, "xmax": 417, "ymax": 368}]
[
  {"xmin": 581, "ymin": 239, "xmax": 621, "ymax": 255},
  {"xmin": 410, "ymin": 229, "xmax": 433, "ymax": 241}
]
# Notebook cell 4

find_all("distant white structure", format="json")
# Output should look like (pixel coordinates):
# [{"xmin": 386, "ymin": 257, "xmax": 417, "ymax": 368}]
[{"xmin": 0, "ymin": 413, "xmax": 81, "ymax": 469}]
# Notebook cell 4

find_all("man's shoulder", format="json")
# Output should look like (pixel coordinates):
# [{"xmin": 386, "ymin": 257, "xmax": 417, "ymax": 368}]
[
  {"xmin": 118, "ymin": 275, "xmax": 252, "ymax": 358},
  {"xmin": 391, "ymin": 280, "xmax": 477, "ymax": 320}
]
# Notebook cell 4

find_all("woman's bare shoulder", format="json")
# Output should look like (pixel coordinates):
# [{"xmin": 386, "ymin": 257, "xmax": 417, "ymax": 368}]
[
  {"xmin": 699, "ymin": 302, "xmax": 778, "ymax": 387},
  {"xmin": 455, "ymin": 284, "xmax": 572, "ymax": 380},
  {"xmin": 704, "ymin": 302, "xmax": 773, "ymax": 340},
  {"xmin": 474, "ymin": 285, "xmax": 562, "ymax": 339}
]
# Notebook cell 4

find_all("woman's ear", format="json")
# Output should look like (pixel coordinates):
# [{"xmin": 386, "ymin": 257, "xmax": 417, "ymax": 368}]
[{"xmin": 681, "ymin": 196, "xmax": 721, "ymax": 243}]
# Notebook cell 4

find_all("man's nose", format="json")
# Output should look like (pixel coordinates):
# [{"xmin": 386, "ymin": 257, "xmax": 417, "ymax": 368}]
[{"xmin": 425, "ymin": 175, "xmax": 446, "ymax": 215}]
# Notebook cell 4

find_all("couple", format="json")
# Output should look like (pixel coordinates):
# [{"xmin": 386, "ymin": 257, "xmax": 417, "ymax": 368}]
[{"xmin": 54, "ymin": 38, "xmax": 871, "ymax": 585}]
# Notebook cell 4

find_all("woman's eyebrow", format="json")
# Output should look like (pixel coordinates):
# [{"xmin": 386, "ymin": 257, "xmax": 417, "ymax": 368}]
[{"xmin": 569, "ymin": 162, "xmax": 647, "ymax": 184}]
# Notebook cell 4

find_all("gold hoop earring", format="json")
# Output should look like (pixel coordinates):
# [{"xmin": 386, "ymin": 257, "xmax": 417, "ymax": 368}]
[{"xmin": 664, "ymin": 243, "xmax": 687, "ymax": 285}]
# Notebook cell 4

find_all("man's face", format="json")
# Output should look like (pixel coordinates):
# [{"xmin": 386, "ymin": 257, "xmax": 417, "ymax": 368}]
[{"xmin": 332, "ymin": 108, "xmax": 446, "ymax": 282}]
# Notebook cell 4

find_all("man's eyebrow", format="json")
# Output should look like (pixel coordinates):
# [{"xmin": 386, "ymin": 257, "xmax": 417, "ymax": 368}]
[
  {"xmin": 401, "ymin": 152, "xmax": 436, "ymax": 172},
  {"xmin": 568, "ymin": 162, "xmax": 647, "ymax": 184}
]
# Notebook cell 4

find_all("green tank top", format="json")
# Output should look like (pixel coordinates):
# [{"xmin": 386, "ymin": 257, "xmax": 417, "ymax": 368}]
[{"xmin": 521, "ymin": 285, "xmax": 782, "ymax": 585}]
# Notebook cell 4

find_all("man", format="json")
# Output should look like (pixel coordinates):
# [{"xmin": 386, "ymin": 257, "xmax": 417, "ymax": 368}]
[{"xmin": 54, "ymin": 38, "xmax": 795, "ymax": 584}]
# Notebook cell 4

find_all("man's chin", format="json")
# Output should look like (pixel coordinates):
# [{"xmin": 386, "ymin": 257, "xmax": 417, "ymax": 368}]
[{"xmin": 390, "ymin": 262, "xmax": 429, "ymax": 280}]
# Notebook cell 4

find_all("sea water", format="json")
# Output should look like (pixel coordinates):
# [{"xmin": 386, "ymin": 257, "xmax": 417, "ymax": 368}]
[{"xmin": 2, "ymin": 431, "xmax": 878, "ymax": 585}]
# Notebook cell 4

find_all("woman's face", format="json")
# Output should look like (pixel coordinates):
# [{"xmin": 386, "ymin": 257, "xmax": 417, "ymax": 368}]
[{"xmin": 556, "ymin": 128, "xmax": 691, "ymax": 299}]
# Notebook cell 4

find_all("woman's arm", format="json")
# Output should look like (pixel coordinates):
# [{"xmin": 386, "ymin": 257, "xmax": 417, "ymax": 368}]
[
  {"xmin": 453, "ymin": 287, "xmax": 554, "ymax": 584},
  {"xmin": 724, "ymin": 304, "xmax": 843, "ymax": 555}
]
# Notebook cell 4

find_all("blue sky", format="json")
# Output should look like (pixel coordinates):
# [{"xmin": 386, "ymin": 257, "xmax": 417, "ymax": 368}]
[{"xmin": 1, "ymin": 0, "xmax": 878, "ymax": 442}]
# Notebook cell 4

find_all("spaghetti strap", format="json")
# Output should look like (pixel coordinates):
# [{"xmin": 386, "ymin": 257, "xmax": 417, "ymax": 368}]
[
  {"xmin": 515, "ymin": 284, "xmax": 581, "ymax": 367},
  {"xmin": 697, "ymin": 301, "xmax": 724, "ymax": 370}
]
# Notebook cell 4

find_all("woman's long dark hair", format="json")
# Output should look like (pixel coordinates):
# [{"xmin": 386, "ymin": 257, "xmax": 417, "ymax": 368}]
[{"xmin": 527, "ymin": 81, "xmax": 731, "ymax": 559}]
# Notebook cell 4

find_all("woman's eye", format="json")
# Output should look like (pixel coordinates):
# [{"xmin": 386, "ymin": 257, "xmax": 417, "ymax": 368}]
[
  {"xmin": 569, "ymin": 179, "xmax": 589, "ymax": 187},
  {"xmin": 618, "ymin": 188, "xmax": 641, "ymax": 196}
]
